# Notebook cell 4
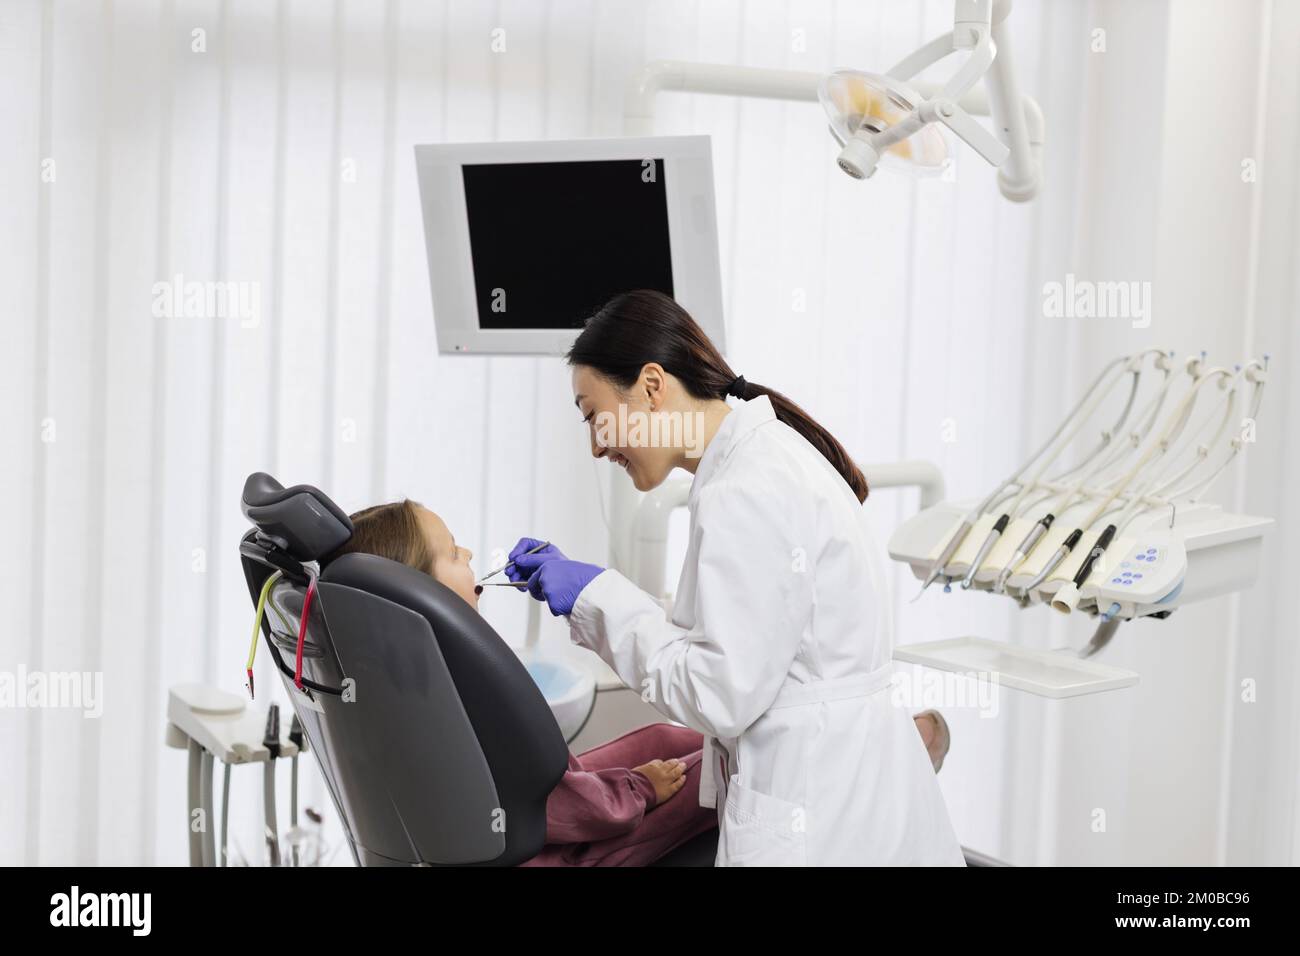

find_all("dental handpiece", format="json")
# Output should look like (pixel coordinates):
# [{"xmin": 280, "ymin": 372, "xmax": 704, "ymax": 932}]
[
  {"xmin": 1022, "ymin": 527, "xmax": 1083, "ymax": 593},
  {"xmin": 960, "ymin": 514, "xmax": 1009, "ymax": 590},
  {"xmin": 916, "ymin": 518, "xmax": 972, "ymax": 594},
  {"xmin": 994, "ymin": 513, "xmax": 1054, "ymax": 593},
  {"xmin": 1048, "ymin": 523, "xmax": 1119, "ymax": 615},
  {"xmin": 1071, "ymin": 523, "xmax": 1116, "ymax": 591}
]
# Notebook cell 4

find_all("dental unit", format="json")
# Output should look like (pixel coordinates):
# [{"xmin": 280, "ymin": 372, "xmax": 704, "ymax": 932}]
[{"xmin": 890, "ymin": 352, "xmax": 1272, "ymax": 640}]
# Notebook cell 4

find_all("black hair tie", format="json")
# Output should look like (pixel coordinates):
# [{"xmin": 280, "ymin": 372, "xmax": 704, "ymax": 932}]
[{"xmin": 726, "ymin": 375, "xmax": 747, "ymax": 399}]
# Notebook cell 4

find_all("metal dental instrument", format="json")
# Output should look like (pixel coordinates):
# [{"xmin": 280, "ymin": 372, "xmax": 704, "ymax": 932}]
[
  {"xmin": 1065, "ymin": 522, "xmax": 1115, "ymax": 593},
  {"xmin": 1047, "ymin": 520, "xmax": 1117, "ymax": 615},
  {"xmin": 994, "ymin": 512, "xmax": 1053, "ymax": 593},
  {"xmin": 960, "ymin": 513, "xmax": 1008, "ymax": 589},
  {"xmin": 479, "ymin": 581, "xmax": 532, "ymax": 588},
  {"xmin": 477, "ymin": 540, "xmax": 551, "ymax": 584},
  {"xmin": 910, "ymin": 521, "xmax": 971, "ymax": 600},
  {"xmin": 1021, "ymin": 526, "xmax": 1082, "ymax": 594}
]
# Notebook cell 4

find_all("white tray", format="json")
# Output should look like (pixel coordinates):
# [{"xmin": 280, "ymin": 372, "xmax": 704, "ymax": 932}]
[{"xmin": 893, "ymin": 636, "xmax": 1139, "ymax": 699}]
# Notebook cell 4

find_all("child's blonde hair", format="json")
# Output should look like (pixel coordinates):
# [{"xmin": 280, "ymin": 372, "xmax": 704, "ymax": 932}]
[{"xmin": 323, "ymin": 499, "xmax": 433, "ymax": 576}]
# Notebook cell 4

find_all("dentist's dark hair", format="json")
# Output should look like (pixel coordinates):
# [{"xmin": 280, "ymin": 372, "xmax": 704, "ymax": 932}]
[{"xmin": 567, "ymin": 289, "xmax": 868, "ymax": 502}]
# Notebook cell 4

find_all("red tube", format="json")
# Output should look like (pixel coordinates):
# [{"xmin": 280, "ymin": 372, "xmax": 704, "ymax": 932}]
[{"xmin": 294, "ymin": 575, "xmax": 318, "ymax": 691}]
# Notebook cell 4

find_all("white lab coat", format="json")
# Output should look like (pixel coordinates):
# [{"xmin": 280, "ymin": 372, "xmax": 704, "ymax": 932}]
[{"xmin": 568, "ymin": 395, "xmax": 965, "ymax": 866}]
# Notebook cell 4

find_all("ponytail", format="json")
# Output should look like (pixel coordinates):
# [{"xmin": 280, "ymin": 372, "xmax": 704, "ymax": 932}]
[
  {"xmin": 567, "ymin": 290, "xmax": 869, "ymax": 502},
  {"xmin": 731, "ymin": 379, "xmax": 870, "ymax": 503}
]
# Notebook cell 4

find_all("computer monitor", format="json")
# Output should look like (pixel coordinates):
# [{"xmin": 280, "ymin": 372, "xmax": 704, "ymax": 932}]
[{"xmin": 415, "ymin": 136, "xmax": 725, "ymax": 355}]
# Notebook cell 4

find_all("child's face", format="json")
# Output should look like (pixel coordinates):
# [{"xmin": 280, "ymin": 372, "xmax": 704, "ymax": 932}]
[{"xmin": 414, "ymin": 506, "xmax": 478, "ymax": 611}]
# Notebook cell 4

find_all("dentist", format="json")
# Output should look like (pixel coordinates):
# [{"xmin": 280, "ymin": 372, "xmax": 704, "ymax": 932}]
[{"xmin": 509, "ymin": 290, "xmax": 964, "ymax": 866}]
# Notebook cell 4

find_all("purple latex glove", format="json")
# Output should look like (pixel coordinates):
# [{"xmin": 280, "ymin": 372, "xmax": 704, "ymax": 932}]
[
  {"xmin": 526, "ymin": 560, "xmax": 605, "ymax": 617},
  {"xmin": 506, "ymin": 538, "xmax": 567, "ymax": 583}
]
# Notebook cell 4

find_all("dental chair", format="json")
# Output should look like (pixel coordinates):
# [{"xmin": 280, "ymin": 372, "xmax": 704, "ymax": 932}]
[{"xmin": 238, "ymin": 472, "xmax": 720, "ymax": 867}]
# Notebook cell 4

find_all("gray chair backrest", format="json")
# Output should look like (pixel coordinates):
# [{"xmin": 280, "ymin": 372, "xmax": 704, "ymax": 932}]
[{"xmin": 239, "ymin": 473, "xmax": 568, "ymax": 866}]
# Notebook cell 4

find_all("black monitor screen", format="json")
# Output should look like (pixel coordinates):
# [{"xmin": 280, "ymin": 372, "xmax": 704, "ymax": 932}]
[{"xmin": 461, "ymin": 159, "xmax": 674, "ymax": 330}]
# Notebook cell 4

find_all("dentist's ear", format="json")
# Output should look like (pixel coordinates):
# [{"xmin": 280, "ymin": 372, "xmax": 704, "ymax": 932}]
[{"xmin": 639, "ymin": 362, "xmax": 668, "ymax": 410}]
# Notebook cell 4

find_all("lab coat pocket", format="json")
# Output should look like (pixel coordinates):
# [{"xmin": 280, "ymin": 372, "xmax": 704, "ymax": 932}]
[{"xmin": 721, "ymin": 776, "xmax": 806, "ymax": 867}]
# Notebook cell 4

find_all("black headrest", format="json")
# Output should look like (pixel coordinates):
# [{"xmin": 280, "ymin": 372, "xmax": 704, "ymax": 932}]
[{"xmin": 241, "ymin": 472, "xmax": 354, "ymax": 562}]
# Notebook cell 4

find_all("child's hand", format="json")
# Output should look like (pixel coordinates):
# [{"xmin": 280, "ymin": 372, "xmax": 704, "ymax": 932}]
[{"xmin": 632, "ymin": 758, "xmax": 687, "ymax": 806}]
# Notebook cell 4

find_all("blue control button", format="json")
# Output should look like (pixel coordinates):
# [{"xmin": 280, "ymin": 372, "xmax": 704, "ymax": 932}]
[
  {"xmin": 1122, "ymin": 571, "xmax": 1133, "ymax": 578},
  {"xmin": 1122, "ymin": 579, "xmax": 1131, "ymax": 585},
  {"xmin": 1146, "ymin": 548, "xmax": 1157, "ymax": 555},
  {"xmin": 1132, "ymin": 574, "xmax": 1142, "ymax": 579},
  {"xmin": 1112, "ymin": 578, "xmax": 1123, "ymax": 584}
]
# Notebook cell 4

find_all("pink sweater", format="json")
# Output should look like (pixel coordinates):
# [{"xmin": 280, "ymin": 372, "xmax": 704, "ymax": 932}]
[
  {"xmin": 543, "ymin": 754, "xmax": 659, "ymax": 844},
  {"xmin": 521, "ymin": 723, "xmax": 716, "ymax": 866}
]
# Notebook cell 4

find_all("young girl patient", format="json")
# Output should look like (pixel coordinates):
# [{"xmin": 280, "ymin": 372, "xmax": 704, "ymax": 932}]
[{"xmin": 324, "ymin": 499, "xmax": 951, "ymax": 867}]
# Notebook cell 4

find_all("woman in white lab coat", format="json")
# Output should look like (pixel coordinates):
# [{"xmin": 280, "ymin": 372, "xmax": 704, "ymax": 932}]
[{"xmin": 509, "ymin": 290, "xmax": 964, "ymax": 866}]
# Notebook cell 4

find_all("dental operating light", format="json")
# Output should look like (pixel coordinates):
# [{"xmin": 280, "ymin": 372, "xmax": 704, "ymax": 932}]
[
  {"xmin": 819, "ymin": 71, "xmax": 953, "ymax": 179},
  {"xmin": 625, "ymin": 0, "xmax": 1043, "ymax": 201},
  {"xmin": 821, "ymin": 0, "xmax": 1018, "ymax": 182}
]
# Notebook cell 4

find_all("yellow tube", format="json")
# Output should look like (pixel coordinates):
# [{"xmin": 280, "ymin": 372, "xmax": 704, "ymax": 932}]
[{"xmin": 246, "ymin": 571, "xmax": 283, "ymax": 671}]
